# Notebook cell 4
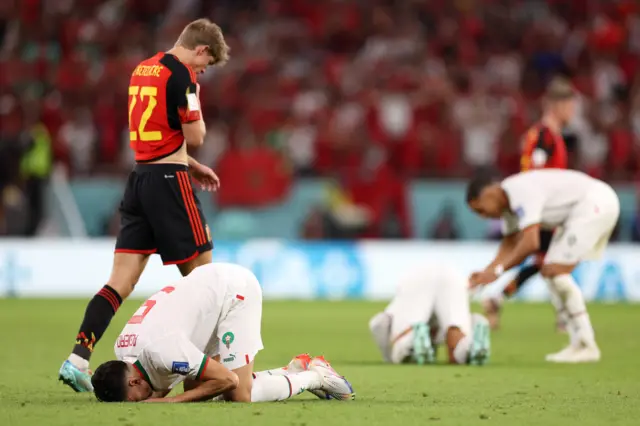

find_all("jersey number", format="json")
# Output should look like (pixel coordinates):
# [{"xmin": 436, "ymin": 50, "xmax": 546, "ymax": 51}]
[
  {"xmin": 128, "ymin": 85, "xmax": 163, "ymax": 142},
  {"xmin": 127, "ymin": 286, "xmax": 175, "ymax": 325}
]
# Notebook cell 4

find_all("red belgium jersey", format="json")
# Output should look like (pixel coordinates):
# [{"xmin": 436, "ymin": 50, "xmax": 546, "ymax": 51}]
[
  {"xmin": 520, "ymin": 123, "xmax": 568, "ymax": 171},
  {"xmin": 127, "ymin": 53, "xmax": 201, "ymax": 162}
]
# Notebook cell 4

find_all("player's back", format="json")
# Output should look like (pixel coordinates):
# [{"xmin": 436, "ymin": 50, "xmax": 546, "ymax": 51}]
[
  {"xmin": 128, "ymin": 52, "xmax": 198, "ymax": 162},
  {"xmin": 502, "ymin": 169, "xmax": 605, "ymax": 224},
  {"xmin": 118, "ymin": 263, "xmax": 252, "ymax": 353}
]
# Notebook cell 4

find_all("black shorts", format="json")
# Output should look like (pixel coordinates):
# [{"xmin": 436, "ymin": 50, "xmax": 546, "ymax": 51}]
[{"xmin": 115, "ymin": 164, "xmax": 213, "ymax": 265}]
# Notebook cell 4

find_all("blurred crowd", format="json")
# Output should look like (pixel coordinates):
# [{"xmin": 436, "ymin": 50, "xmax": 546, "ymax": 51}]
[{"xmin": 2, "ymin": 0, "xmax": 640, "ymax": 238}]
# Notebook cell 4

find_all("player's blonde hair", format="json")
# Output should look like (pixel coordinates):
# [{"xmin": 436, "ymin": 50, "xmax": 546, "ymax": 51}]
[
  {"xmin": 544, "ymin": 76, "xmax": 575, "ymax": 101},
  {"xmin": 176, "ymin": 18, "xmax": 230, "ymax": 66}
]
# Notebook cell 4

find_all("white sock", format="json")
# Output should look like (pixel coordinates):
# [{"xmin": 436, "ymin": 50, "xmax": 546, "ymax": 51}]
[
  {"xmin": 253, "ymin": 368, "xmax": 288, "ymax": 377},
  {"xmin": 251, "ymin": 371, "xmax": 321, "ymax": 402},
  {"xmin": 67, "ymin": 354, "xmax": 89, "ymax": 372},
  {"xmin": 452, "ymin": 335, "xmax": 472, "ymax": 364},
  {"xmin": 545, "ymin": 278, "xmax": 576, "ymax": 345},
  {"xmin": 551, "ymin": 274, "xmax": 596, "ymax": 347}
]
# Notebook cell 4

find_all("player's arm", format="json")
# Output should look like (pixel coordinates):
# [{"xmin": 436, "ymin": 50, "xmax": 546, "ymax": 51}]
[
  {"xmin": 150, "ymin": 358, "xmax": 238, "ymax": 403},
  {"xmin": 167, "ymin": 66, "xmax": 205, "ymax": 147},
  {"xmin": 484, "ymin": 232, "xmax": 519, "ymax": 272},
  {"xmin": 496, "ymin": 225, "xmax": 540, "ymax": 272}
]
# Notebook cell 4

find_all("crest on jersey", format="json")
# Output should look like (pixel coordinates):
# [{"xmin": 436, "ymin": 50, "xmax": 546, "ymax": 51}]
[{"xmin": 222, "ymin": 332, "xmax": 235, "ymax": 349}]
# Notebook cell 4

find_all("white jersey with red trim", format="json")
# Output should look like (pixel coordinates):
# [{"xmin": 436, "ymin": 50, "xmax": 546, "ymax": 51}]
[
  {"xmin": 114, "ymin": 263, "xmax": 264, "ymax": 391},
  {"xmin": 500, "ymin": 169, "xmax": 610, "ymax": 235}
]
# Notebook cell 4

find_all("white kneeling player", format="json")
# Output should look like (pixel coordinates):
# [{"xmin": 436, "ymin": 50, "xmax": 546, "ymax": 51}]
[
  {"xmin": 91, "ymin": 263, "xmax": 355, "ymax": 403},
  {"xmin": 467, "ymin": 169, "xmax": 620, "ymax": 363},
  {"xmin": 369, "ymin": 264, "xmax": 491, "ymax": 365}
]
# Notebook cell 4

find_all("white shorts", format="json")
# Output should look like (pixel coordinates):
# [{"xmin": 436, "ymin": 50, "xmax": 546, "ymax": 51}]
[
  {"xmin": 545, "ymin": 182, "xmax": 620, "ymax": 265},
  {"xmin": 386, "ymin": 265, "xmax": 471, "ymax": 362},
  {"xmin": 206, "ymin": 268, "xmax": 264, "ymax": 371}
]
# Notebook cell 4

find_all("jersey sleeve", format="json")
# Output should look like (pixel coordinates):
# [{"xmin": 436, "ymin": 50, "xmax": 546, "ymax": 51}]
[
  {"xmin": 135, "ymin": 334, "xmax": 211, "ymax": 390},
  {"xmin": 500, "ymin": 179, "xmax": 544, "ymax": 233},
  {"xmin": 166, "ymin": 64, "xmax": 201, "ymax": 124}
]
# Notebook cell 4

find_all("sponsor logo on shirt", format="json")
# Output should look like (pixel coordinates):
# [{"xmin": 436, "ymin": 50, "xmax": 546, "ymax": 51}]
[
  {"xmin": 223, "ymin": 353, "xmax": 236, "ymax": 363},
  {"xmin": 172, "ymin": 361, "xmax": 190, "ymax": 375}
]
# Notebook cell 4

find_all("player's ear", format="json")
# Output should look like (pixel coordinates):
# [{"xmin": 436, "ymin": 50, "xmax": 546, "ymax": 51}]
[
  {"xmin": 128, "ymin": 377, "xmax": 143, "ymax": 387},
  {"xmin": 195, "ymin": 45, "xmax": 209, "ymax": 56}
]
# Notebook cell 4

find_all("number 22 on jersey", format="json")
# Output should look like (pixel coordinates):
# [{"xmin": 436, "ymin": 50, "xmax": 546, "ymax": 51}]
[
  {"xmin": 128, "ymin": 85, "xmax": 162, "ymax": 142},
  {"xmin": 127, "ymin": 286, "xmax": 175, "ymax": 325}
]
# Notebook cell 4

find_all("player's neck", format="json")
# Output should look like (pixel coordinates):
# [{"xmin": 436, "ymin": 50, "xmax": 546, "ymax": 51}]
[
  {"xmin": 166, "ymin": 46, "xmax": 193, "ymax": 68},
  {"xmin": 540, "ymin": 113, "xmax": 561, "ymax": 134}
]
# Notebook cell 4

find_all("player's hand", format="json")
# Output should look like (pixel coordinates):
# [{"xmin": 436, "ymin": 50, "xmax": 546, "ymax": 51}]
[
  {"xmin": 469, "ymin": 270, "xmax": 498, "ymax": 288},
  {"xmin": 189, "ymin": 161, "xmax": 220, "ymax": 192}
]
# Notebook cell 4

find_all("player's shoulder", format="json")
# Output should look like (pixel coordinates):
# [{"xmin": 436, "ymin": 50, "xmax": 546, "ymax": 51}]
[{"xmin": 158, "ymin": 53, "xmax": 197, "ymax": 83}]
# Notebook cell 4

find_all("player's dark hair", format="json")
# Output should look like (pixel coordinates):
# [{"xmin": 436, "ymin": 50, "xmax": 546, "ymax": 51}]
[
  {"xmin": 92, "ymin": 360, "xmax": 129, "ymax": 402},
  {"xmin": 466, "ymin": 173, "xmax": 496, "ymax": 203}
]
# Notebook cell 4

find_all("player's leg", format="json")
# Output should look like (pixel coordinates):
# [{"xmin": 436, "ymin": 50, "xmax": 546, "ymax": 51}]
[
  {"xmin": 141, "ymin": 165, "xmax": 213, "ymax": 274},
  {"xmin": 375, "ymin": 273, "xmax": 437, "ymax": 364},
  {"xmin": 434, "ymin": 271, "xmax": 490, "ymax": 365},
  {"xmin": 60, "ymin": 173, "xmax": 155, "ymax": 392},
  {"xmin": 541, "ymin": 196, "xmax": 618, "ymax": 363}
]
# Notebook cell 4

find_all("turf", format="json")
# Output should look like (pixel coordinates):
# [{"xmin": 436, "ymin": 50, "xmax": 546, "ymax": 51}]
[{"xmin": 0, "ymin": 300, "xmax": 638, "ymax": 426}]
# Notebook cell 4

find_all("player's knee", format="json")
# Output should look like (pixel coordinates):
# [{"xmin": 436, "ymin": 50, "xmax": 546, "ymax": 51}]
[{"xmin": 540, "ymin": 264, "xmax": 574, "ymax": 278}]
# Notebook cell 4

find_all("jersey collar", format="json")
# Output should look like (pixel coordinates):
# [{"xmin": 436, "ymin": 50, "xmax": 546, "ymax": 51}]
[{"xmin": 132, "ymin": 360, "xmax": 156, "ymax": 391}]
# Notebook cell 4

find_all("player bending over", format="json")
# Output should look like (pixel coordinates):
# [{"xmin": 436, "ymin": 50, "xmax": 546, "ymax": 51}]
[
  {"xmin": 467, "ymin": 169, "xmax": 620, "ymax": 363},
  {"xmin": 368, "ymin": 264, "xmax": 490, "ymax": 365},
  {"xmin": 484, "ymin": 77, "xmax": 574, "ymax": 332},
  {"xmin": 60, "ymin": 19, "xmax": 229, "ymax": 392},
  {"xmin": 91, "ymin": 263, "xmax": 355, "ymax": 403}
]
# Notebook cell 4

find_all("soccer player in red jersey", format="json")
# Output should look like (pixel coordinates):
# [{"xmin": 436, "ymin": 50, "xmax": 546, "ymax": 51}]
[
  {"xmin": 59, "ymin": 19, "xmax": 230, "ymax": 392},
  {"xmin": 484, "ymin": 77, "xmax": 576, "ymax": 330}
]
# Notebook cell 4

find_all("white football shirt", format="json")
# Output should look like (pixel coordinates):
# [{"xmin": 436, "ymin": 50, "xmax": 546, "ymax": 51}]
[
  {"xmin": 500, "ymin": 169, "xmax": 604, "ymax": 235},
  {"xmin": 115, "ymin": 263, "xmax": 247, "ymax": 391}
]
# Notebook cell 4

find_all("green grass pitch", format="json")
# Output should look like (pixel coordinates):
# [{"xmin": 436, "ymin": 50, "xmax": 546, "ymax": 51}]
[{"xmin": 0, "ymin": 300, "xmax": 638, "ymax": 426}]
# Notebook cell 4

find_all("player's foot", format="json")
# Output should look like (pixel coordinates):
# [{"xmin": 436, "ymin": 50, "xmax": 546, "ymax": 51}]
[
  {"xmin": 482, "ymin": 297, "xmax": 503, "ymax": 330},
  {"xmin": 369, "ymin": 312, "xmax": 392, "ymax": 362},
  {"xmin": 59, "ymin": 360, "xmax": 93, "ymax": 392},
  {"xmin": 309, "ymin": 356, "xmax": 355, "ymax": 401},
  {"xmin": 469, "ymin": 314, "xmax": 491, "ymax": 366},
  {"xmin": 546, "ymin": 345, "xmax": 600, "ymax": 363},
  {"xmin": 411, "ymin": 323, "xmax": 435, "ymax": 365},
  {"xmin": 566, "ymin": 346, "xmax": 601, "ymax": 363},
  {"xmin": 545, "ymin": 345, "xmax": 576, "ymax": 362},
  {"xmin": 283, "ymin": 353, "xmax": 312, "ymax": 374}
]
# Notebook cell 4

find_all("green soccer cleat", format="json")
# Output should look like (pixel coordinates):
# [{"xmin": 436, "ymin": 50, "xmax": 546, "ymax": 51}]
[
  {"xmin": 469, "ymin": 314, "xmax": 491, "ymax": 366},
  {"xmin": 411, "ymin": 323, "xmax": 436, "ymax": 365},
  {"xmin": 59, "ymin": 360, "xmax": 94, "ymax": 392}
]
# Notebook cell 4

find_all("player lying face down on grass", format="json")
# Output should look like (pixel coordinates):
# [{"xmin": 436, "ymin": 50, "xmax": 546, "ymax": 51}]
[
  {"xmin": 369, "ymin": 264, "xmax": 491, "ymax": 365},
  {"xmin": 466, "ymin": 169, "xmax": 620, "ymax": 363},
  {"xmin": 91, "ymin": 263, "xmax": 355, "ymax": 403}
]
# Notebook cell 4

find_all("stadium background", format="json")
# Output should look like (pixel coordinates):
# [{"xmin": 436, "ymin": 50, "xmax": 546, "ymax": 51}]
[{"xmin": 0, "ymin": 0, "xmax": 639, "ymax": 301}]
